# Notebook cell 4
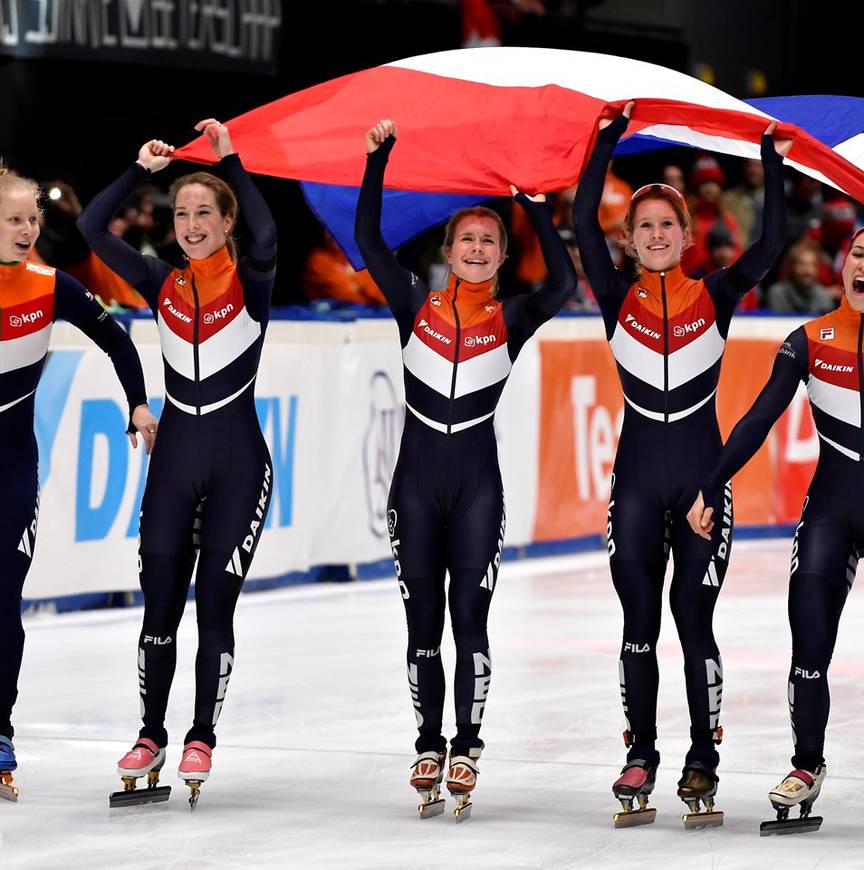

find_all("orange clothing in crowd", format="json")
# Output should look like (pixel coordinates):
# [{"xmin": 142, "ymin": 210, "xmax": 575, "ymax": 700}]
[
  {"xmin": 597, "ymin": 170, "xmax": 632, "ymax": 236},
  {"xmin": 68, "ymin": 252, "xmax": 147, "ymax": 309},
  {"xmin": 302, "ymin": 244, "xmax": 386, "ymax": 305},
  {"xmin": 511, "ymin": 198, "xmax": 547, "ymax": 285}
]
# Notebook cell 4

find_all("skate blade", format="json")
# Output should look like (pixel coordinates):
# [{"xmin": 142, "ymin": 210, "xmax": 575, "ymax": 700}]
[
  {"xmin": 417, "ymin": 798, "xmax": 446, "ymax": 819},
  {"xmin": 109, "ymin": 785, "xmax": 172, "ymax": 808},
  {"xmin": 613, "ymin": 807, "xmax": 656, "ymax": 828},
  {"xmin": 682, "ymin": 809, "xmax": 724, "ymax": 829},
  {"xmin": 453, "ymin": 799, "xmax": 472, "ymax": 822},
  {"xmin": 760, "ymin": 815, "xmax": 823, "ymax": 836},
  {"xmin": 186, "ymin": 781, "xmax": 203, "ymax": 810}
]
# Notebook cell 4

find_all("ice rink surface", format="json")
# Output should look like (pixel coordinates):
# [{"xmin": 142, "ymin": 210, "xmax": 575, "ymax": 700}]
[{"xmin": 2, "ymin": 540, "xmax": 862, "ymax": 869}]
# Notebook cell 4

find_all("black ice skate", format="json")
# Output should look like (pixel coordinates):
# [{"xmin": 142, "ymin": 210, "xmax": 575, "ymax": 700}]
[{"xmin": 678, "ymin": 761, "xmax": 723, "ymax": 828}]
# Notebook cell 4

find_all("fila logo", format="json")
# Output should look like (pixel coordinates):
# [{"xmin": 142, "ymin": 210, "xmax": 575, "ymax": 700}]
[
  {"xmin": 416, "ymin": 647, "xmax": 441, "ymax": 658},
  {"xmin": 815, "ymin": 358, "xmax": 853, "ymax": 373},
  {"xmin": 465, "ymin": 334, "xmax": 497, "ymax": 348},
  {"xmin": 820, "ymin": 327, "xmax": 835, "ymax": 340},
  {"xmin": 673, "ymin": 318, "xmax": 706, "ymax": 338},
  {"xmin": 163, "ymin": 297, "xmax": 192, "ymax": 323},
  {"xmin": 203, "ymin": 303, "xmax": 234, "ymax": 325},
  {"xmin": 795, "ymin": 667, "xmax": 821, "ymax": 679},
  {"xmin": 9, "ymin": 310, "xmax": 43, "ymax": 327},
  {"xmin": 143, "ymin": 635, "xmax": 173, "ymax": 645},
  {"xmin": 623, "ymin": 642, "xmax": 651, "ymax": 653},
  {"xmin": 624, "ymin": 313, "xmax": 660, "ymax": 340},
  {"xmin": 418, "ymin": 319, "xmax": 451, "ymax": 344}
]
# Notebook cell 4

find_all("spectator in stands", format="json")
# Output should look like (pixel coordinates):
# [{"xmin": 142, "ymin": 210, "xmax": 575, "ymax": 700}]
[
  {"xmin": 36, "ymin": 180, "xmax": 148, "ymax": 309},
  {"xmin": 721, "ymin": 157, "xmax": 764, "ymax": 245},
  {"xmin": 558, "ymin": 226, "xmax": 596, "ymax": 309},
  {"xmin": 302, "ymin": 231, "xmax": 385, "ymax": 304},
  {"xmin": 786, "ymin": 172, "xmax": 823, "ymax": 243},
  {"xmin": 682, "ymin": 154, "xmax": 742, "ymax": 276},
  {"xmin": 764, "ymin": 239, "xmax": 835, "ymax": 314},
  {"xmin": 662, "ymin": 164, "xmax": 686, "ymax": 196},
  {"xmin": 811, "ymin": 195, "xmax": 857, "ymax": 290}
]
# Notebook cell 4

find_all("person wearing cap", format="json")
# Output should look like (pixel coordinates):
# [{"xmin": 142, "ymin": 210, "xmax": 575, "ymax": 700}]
[
  {"xmin": 573, "ymin": 100, "xmax": 790, "ymax": 825},
  {"xmin": 687, "ymin": 225, "xmax": 864, "ymax": 829},
  {"xmin": 682, "ymin": 154, "xmax": 743, "ymax": 277},
  {"xmin": 765, "ymin": 240, "xmax": 835, "ymax": 315}
]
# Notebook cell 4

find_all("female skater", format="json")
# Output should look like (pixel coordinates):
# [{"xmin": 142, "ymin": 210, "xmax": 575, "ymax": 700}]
[
  {"xmin": 355, "ymin": 120, "xmax": 575, "ymax": 820},
  {"xmin": 78, "ymin": 120, "xmax": 277, "ymax": 807},
  {"xmin": 573, "ymin": 101, "xmax": 790, "ymax": 826},
  {"xmin": 0, "ymin": 166, "xmax": 153, "ymax": 799},
  {"xmin": 688, "ymin": 228, "xmax": 864, "ymax": 834}
]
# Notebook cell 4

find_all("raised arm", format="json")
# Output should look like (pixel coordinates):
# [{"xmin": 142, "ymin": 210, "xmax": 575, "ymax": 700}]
[
  {"xmin": 354, "ymin": 121, "xmax": 425, "ymax": 318},
  {"xmin": 510, "ymin": 189, "xmax": 577, "ymax": 331},
  {"xmin": 77, "ymin": 140, "xmax": 175, "ymax": 310},
  {"xmin": 194, "ymin": 119, "xmax": 277, "ymax": 321},
  {"xmin": 688, "ymin": 328, "xmax": 808, "ymax": 538},
  {"xmin": 718, "ymin": 125, "xmax": 790, "ymax": 299},
  {"xmin": 572, "ymin": 107, "xmax": 631, "ymax": 303}
]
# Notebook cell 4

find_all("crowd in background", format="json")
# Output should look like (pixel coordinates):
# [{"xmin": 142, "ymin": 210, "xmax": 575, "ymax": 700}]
[{"xmin": 28, "ymin": 150, "xmax": 859, "ymax": 318}]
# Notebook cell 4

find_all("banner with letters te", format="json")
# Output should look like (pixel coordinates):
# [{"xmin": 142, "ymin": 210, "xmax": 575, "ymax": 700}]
[{"xmin": 0, "ymin": 0, "xmax": 281, "ymax": 73}]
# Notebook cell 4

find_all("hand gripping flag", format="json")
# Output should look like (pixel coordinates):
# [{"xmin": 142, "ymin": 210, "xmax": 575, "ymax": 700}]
[{"xmin": 174, "ymin": 48, "xmax": 864, "ymax": 268}]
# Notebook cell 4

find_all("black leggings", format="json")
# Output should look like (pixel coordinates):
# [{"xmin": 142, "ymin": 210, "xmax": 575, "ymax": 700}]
[
  {"xmin": 0, "ymin": 438, "xmax": 39, "ymax": 740},
  {"xmin": 609, "ymin": 420, "xmax": 733, "ymax": 767},
  {"xmin": 786, "ymin": 468, "xmax": 863, "ymax": 770},
  {"xmin": 136, "ymin": 403, "xmax": 272, "ymax": 749},
  {"xmin": 388, "ymin": 417, "xmax": 505, "ymax": 756}
]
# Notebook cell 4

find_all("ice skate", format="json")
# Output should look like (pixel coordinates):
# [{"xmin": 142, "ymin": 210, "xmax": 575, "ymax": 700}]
[
  {"xmin": 178, "ymin": 741, "xmax": 212, "ymax": 809},
  {"xmin": 612, "ymin": 759, "xmax": 657, "ymax": 828},
  {"xmin": 410, "ymin": 750, "xmax": 446, "ymax": 819},
  {"xmin": 678, "ymin": 761, "xmax": 723, "ymax": 828},
  {"xmin": 0, "ymin": 736, "xmax": 18, "ymax": 802},
  {"xmin": 109, "ymin": 738, "xmax": 171, "ymax": 808},
  {"xmin": 760, "ymin": 765, "xmax": 825, "ymax": 836},
  {"xmin": 446, "ymin": 754, "xmax": 479, "ymax": 822}
]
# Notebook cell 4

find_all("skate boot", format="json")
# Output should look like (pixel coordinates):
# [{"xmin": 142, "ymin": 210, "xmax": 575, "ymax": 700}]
[
  {"xmin": 612, "ymin": 759, "xmax": 658, "ymax": 828},
  {"xmin": 446, "ymin": 751, "xmax": 479, "ymax": 822},
  {"xmin": 0, "ymin": 736, "xmax": 18, "ymax": 802},
  {"xmin": 409, "ymin": 750, "xmax": 447, "ymax": 819},
  {"xmin": 109, "ymin": 738, "xmax": 171, "ymax": 808},
  {"xmin": 760, "ymin": 765, "xmax": 826, "ymax": 836},
  {"xmin": 178, "ymin": 741, "xmax": 212, "ymax": 809},
  {"xmin": 410, "ymin": 750, "xmax": 447, "ymax": 819},
  {"xmin": 678, "ymin": 761, "xmax": 723, "ymax": 828}
]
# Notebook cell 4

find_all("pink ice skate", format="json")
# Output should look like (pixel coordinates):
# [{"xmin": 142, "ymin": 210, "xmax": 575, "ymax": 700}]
[
  {"xmin": 178, "ymin": 741, "xmax": 212, "ymax": 809},
  {"xmin": 109, "ymin": 738, "xmax": 171, "ymax": 808}
]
